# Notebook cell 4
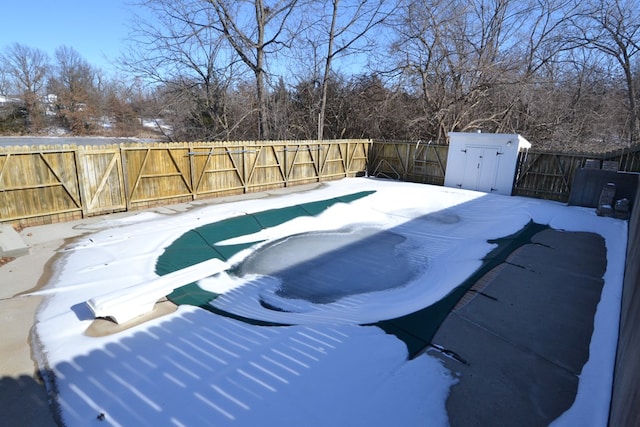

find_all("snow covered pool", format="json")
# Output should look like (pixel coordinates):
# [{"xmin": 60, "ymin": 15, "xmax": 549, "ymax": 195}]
[
  {"xmin": 31, "ymin": 178, "xmax": 627, "ymax": 426},
  {"xmin": 236, "ymin": 227, "xmax": 419, "ymax": 304}
]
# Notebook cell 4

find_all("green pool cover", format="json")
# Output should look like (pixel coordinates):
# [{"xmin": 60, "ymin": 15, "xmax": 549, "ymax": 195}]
[
  {"xmin": 156, "ymin": 191, "xmax": 376, "ymax": 307},
  {"xmin": 155, "ymin": 192, "xmax": 547, "ymax": 360}
]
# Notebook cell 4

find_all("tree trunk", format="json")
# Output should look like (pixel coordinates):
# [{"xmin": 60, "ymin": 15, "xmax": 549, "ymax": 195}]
[
  {"xmin": 255, "ymin": 0, "xmax": 270, "ymax": 140},
  {"xmin": 318, "ymin": 0, "xmax": 339, "ymax": 141}
]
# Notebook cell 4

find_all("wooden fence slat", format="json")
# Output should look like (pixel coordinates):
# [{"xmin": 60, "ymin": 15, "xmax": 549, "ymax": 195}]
[
  {"xmin": 167, "ymin": 149, "xmax": 193, "ymax": 194},
  {"xmin": 85, "ymin": 153, "xmax": 118, "ymax": 212},
  {"xmin": 128, "ymin": 148, "xmax": 151, "ymax": 201},
  {"xmin": 0, "ymin": 153, "xmax": 9, "ymax": 185}
]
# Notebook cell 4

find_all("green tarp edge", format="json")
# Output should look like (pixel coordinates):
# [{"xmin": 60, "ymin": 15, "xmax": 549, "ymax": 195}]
[{"xmin": 372, "ymin": 221, "xmax": 549, "ymax": 359}]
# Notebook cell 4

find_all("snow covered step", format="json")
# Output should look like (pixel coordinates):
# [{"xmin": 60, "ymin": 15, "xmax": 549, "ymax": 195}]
[{"xmin": 86, "ymin": 258, "xmax": 226, "ymax": 324}]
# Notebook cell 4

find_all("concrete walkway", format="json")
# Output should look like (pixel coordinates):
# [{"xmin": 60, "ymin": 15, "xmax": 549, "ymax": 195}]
[{"xmin": 0, "ymin": 220, "xmax": 97, "ymax": 426}]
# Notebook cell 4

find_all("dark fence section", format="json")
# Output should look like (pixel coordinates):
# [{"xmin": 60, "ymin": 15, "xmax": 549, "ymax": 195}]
[
  {"xmin": 568, "ymin": 169, "xmax": 638, "ymax": 208},
  {"xmin": 368, "ymin": 141, "xmax": 448, "ymax": 185},
  {"xmin": 369, "ymin": 140, "xmax": 640, "ymax": 204},
  {"xmin": 609, "ymin": 175, "xmax": 640, "ymax": 427},
  {"xmin": 512, "ymin": 151, "xmax": 590, "ymax": 202},
  {"xmin": 513, "ymin": 148, "xmax": 640, "ymax": 203}
]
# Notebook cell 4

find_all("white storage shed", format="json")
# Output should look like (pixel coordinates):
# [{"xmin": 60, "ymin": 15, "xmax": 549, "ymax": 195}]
[{"xmin": 444, "ymin": 132, "xmax": 531, "ymax": 196}]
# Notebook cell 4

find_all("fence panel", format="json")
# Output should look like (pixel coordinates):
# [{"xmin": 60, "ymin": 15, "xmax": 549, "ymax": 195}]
[
  {"xmin": 369, "ymin": 141, "xmax": 448, "ymax": 184},
  {"xmin": 284, "ymin": 142, "xmax": 320, "ymax": 185},
  {"xmin": 318, "ymin": 141, "xmax": 345, "ymax": 180},
  {"xmin": 77, "ymin": 145, "xmax": 126, "ymax": 216},
  {"xmin": 190, "ymin": 142, "xmax": 246, "ymax": 198},
  {"xmin": 0, "ymin": 145, "xmax": 82, "ymax": 223},
  {"xmin": 244, "ymin": 143, "xmax": 287, "ymax": 193},
  {"xmin": 345, "ymin": 140, "xmax": 369, "ymax": 176},
  {"xmin": 512, "ymin": 152, "xmax": 589, "ymax": 202},
  {"xmin": 318, "ymin": 139, "xmax": 369, "ymax": 179},
  {"xmin": 121, "ymin": 143, "xmax": 193, "ymax": 209}
]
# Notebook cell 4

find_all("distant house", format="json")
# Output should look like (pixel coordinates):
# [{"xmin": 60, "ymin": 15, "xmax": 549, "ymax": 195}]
[
  {"xmin": 0, "ymin": 95, "xmax": 21, "ymax": 119},
  {"xmin": 0, "ymin": 93, "xmax": 57, "ymax": 108},
  {"xmin": 0, "ymin": 94, "xmax": 20, "ymax": 107},
  {"xmin": 43, "ymin": 93, "xmax": 57, "ymax": 104},
  {"xmin": 43, "ymin": 94, "xmax": 58, "ymax": 115}
]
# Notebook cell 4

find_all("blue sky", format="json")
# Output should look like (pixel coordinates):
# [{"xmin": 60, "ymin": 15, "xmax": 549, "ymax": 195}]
[
  {"xmin": 1, "ymin": 1, "xmax": 139, "ymax": 72},
  {"xmin": 1, "ymin": 1, "xmax": 380, "ymax": 79}
]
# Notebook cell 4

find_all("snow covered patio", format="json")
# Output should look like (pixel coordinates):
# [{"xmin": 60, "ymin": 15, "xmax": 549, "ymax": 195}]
[{"xmin": 24, "ymin": 178, "xmax": 626, "ymax": 426}]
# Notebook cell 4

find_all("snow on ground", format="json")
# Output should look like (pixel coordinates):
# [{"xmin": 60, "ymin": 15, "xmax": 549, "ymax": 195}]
[{"xmin": 31, "ymin": 178, "xmax": 627, "ymax": 426}]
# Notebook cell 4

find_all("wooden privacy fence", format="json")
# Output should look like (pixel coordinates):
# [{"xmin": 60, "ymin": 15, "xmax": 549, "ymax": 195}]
[
  {"xmin": 512, "ymin": 151, "xmax": 594, "ymax": 202},
  {"xmin": 513, "ymin": 147, "xmax": 640, "ymax": 201},
  {"xmin": 368, "ymin": 140, "xmax": 448, "ymax": 185},
  {"xmin": 369, "ymin": 140, "xmax": 640, "ymax": 202},
  {"xmin": 4, "ymin": 138, "xmax": 639, "ymax": 225},
  {"xmin": 0, "ymin": 140, "xmax": 369, "ymax": 224}
]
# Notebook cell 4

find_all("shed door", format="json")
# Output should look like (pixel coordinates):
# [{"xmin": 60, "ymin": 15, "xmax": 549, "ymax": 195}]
[{"xmin": 461, "ymin": 147, "xmax": 500, "ymax": 192}]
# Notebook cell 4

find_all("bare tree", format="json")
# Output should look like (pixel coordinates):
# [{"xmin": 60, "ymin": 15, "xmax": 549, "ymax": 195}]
[
  {"xmin": 0, "ymin": 66, "xmax": 8, "ymax": 95},
  {"xmin": 205, "ymin": 0, "xmax": 300, "ymax": 140},
  {"xmin": 306, "ymin": 0, "xmax": 393, "ymax": 140},
  {"xmin": 390, "ymin": 0, "xmax": 477, "ymax": 140},
  {"xmin": 99, "ymin": 76, "xmax": 147, "ymax": 136},
  {"xmin": 0, "ymin": 43, "xmax": 50, "ymax": 132},
  {"xmin": 387, "ymin": 0, "xmax": 580, "ymax": 142},
  {"xmin": 571, "ymin": 0, "xmax": 640, "ymax": 145},
  {"xmin": 478, "ymin": 0, "xmax": 579, "ymax": 141},
  {"xmin": 123, "ymin": 0, "xmax": 288, "ymax": 140},
  {"xmin": 48, "ymin": 46, "xmax": 100, "ymax": 134},
  {"xmin": 119, "ymin": 0, "xmax": 242, "ymax": 140}
]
